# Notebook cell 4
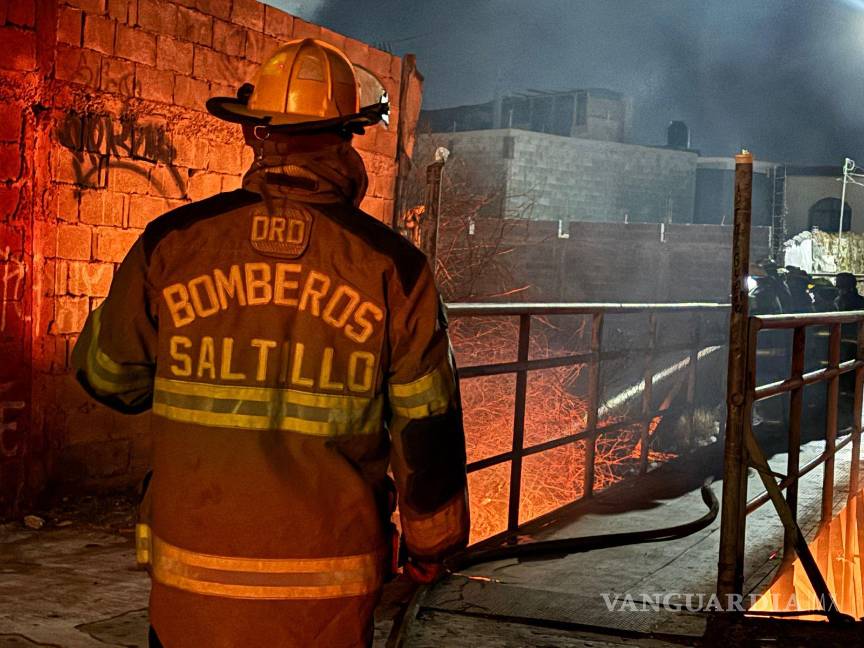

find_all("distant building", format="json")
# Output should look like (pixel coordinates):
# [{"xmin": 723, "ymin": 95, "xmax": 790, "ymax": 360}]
[
  {"xmin": 421, "ymin": 89, "xmax": 632, "ymax": 142},
  {"xmin": 419, "ymin": 90, "xmax": 696, "ymax": 225},
  {"xmin": 419, "ymin": 90, "xmax": 860, "ymax": 245}
]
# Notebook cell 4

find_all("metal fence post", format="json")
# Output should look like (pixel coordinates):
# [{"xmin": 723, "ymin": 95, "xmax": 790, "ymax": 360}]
[
  {"xmin": 851, "ymin": 321, "xmax": 864, "ymax": 496},
  {"xmin": 784, "ymin": 326, "xmax": 806, "ymax": 561},
  {"xmin": 640, "ymin": 312, "xmax": 657, "ymax": 474},
  {"xmin": 822, "ymin": 323, "xmax": 841, "ymax": 523},
  {"xmin": 507, "ymin": 313, "xmax": 531, "ymax": 533},
  {"xmin": 584, "ymin": 312, "xmax": 604, "ymax": 498},
  {"xmin": 717, "ymin": 150, "xmax": 753, "ymax": 601}
]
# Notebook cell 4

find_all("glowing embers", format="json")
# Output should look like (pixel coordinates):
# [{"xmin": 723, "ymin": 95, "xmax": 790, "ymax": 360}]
[
  {"xmin": 451, "ymin": 316, "xmax": 675, "ymax": 543},
  {"xmin": 750, "ymin": 493, "xmax": 864, "ymax": 620}
]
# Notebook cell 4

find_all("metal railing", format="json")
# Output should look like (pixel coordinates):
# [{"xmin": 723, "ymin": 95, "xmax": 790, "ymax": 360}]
[
  {"xmin": 717, "ymin": 311, "xmax": 864, "ymax": 618},
  {"xmin": 717, "ymin": 151, "xmax": 864, "ymax": 621},
  {"xmin": 447, "ymin": 301, "xmax": 729, "ymax": 542}
]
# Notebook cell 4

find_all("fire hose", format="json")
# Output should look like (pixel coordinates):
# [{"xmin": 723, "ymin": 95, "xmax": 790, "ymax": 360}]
[{"xmin": 386, "ymin": 478, "xmax": 719, "ymax": 647}]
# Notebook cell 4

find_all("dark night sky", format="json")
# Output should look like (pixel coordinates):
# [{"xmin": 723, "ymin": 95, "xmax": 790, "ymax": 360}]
[{"xmin": 267, "ymin": 0, "xmax": 864, "ymax": 166}]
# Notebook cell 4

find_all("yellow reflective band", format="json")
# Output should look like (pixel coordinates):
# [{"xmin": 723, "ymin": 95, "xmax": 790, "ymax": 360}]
[
  {"xmin": 136, "ymin": 523, "xmax": 152, "ymax": 567},
  {"xmin": 153, "ymin": 377, "xmax": 381, "ymax": 436},
  {"xmin": 391, "ymin": 402, "xmax": 446, "ymax": 419},
  {"xmin": 85, "ymin": 306, "xmax": 153, "ymax": 395},
  {"xmin": 389, "ymin": 367, "xmax": 444, "ymax": 398},
  {"xmin": 388, "ymin": 360, "xmax": 454, "ymax": 420},
  {"xmin": 144, "ymin": 527, "xmax": 383, "ymax": 600},
  {"xmin": 155, "ymin": 376, "xmax": 364, "ymax": 410}
]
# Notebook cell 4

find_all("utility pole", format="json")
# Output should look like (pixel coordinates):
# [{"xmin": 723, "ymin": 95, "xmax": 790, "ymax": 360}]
[
  {"xmin": 837, "ymin": 157, "xmax": 856, "ymax": 264},
  {"xmin": 423, "ymin": 147, "xmax": 450, "ymax": 273}
]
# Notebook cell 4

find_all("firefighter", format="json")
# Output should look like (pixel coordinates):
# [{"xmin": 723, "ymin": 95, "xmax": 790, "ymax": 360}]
[
  {"xmin": 72, "ymin": 38, "xmax": 469, "ymax": 647},
  {"xmin": 835, "ymin": 272, "xmax": 864, "ymax": 311}
]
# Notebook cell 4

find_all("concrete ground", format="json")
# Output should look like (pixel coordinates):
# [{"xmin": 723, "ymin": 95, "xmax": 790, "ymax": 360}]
[
  {"xmin": 405, "ymin": 434, "xmax": 861, "ymax": 646},
  {"xmin": 1, "ymin": 434, "xmax": 860, "ymax": 647}
]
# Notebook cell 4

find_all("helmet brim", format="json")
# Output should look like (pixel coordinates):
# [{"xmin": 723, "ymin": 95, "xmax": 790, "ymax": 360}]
[{"xmin": 206, "ymin": 95, "xmax": 389, "ymax": 134}]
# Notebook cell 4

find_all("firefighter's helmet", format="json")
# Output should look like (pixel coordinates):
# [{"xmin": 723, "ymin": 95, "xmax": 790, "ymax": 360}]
[{"xmin": 206, "ymin": 38, "xmax": 389, "ymax": 135}]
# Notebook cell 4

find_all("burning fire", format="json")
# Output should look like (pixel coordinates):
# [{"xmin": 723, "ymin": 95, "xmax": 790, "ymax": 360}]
[
  {"xmin": 749, "ymin": 492, "xmax": 864, "ymax": 619},
  {"xmin": 450, "ymin": 316, "xmax": 673, "ymax": 542}
]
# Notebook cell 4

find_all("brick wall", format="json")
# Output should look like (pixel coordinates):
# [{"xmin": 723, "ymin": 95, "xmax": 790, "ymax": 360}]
[{"xmin": 0, "ymin": 0, "xmax": 422, "ymax": 514}]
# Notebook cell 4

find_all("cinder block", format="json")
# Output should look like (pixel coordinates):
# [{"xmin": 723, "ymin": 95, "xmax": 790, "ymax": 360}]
[
  {"xmin": 245, "ymin": 30, "xmax": 279, "ymax": 63},
  {"xmin": 0, "ymin": 103, "xmax": 21, "ymax": 142},
  {"xmin": 65, "ymin": 0, "xmax": 107, "ymax": 14},
  {"xmin": 263, "ymin": 5, "xmax": 292, "ymax": 39},
  {"xmin": 195, "ymin": 0, "xmax": 231, "ymax": 21},
  {"xmin": 171, "ymin": 133, "xmax": 209, "ymax": 168},
  {"xmin": 148, "ymin": 164, "xmax": 186, "ymax": 199},
  {"xmin": 6, "ymin": 1, "xmax": 35, "ymax": 27},
  {"xmin": 186, "ymin": 171, "xmax": 222, "ymax": 201},
  {"xmin": 1, "ymin": 27, "xmax": 37, "ymax": 72},
  {"xmin": 221, "ymin": 174, "xmax": 241, "ymax": 192},
  {"xmin": 57, "ymin": 6, "xmax": 83, "ymax": 46},
  {"xmin": 108, "ymin": 161, "xmax": 153, "ymax": 194},
  {"xmin": 55, "ymin": 186, "xmax": 79, "ymax": 222},
  {"xmin": 128, "ymin": 194, "xmax": 178, "ymax": 228},
  {"xmin": 52, "ymin": 296, "xmax": 90, "ymax": 334},
  {"xmin": 193, "ymin": 46, "xmax": 250, "ymax": 86},
  {"xmin": 0, "ymin": 144, "xmax": 21, "ymax": 182},
  {"xmin": 83, "ymin": 14, "xmax": 115, "ymax": 54},
  {"xmin": 115, "ymin": 25, "xmax": 157, "ymax": 65},
  {"xmin": 173, "ymin": 74, "xmax": 209, "ymax": 111},
  {"xmin": 318, "ymin": 27, "xmax": 346, "ymax": 51},
  {"xmin": 176, "ymin": 6, "xmax": 212, "ymax": 46},
  {"xmin": 57, "ymin": 224, "xmax": 92, "ymax": 261},
  {"xmin": 0, "ymin": 186, "xmax": 21, "ymax": 220},
  {"xmin": 343, "ymin": 38, "xmax": 369, "ymax": 67},
  {"xmin": 156, "ymin": 35, "xmax": 194, "ymax": 74},
  {"xmin": 230, "ymin": 0, "xmax": 263, "ymax": 31},
  {"xmin": 137, "ymin": 0, "xmax": 178, "ymax": 35},
  {"xmin": 100, "ymin": 55, "xmax": 135, "ymax": 95},
  {"xmin": 107, "ymin": 0, "xmax": 137, "ymax": 23},
  {"xmin": 365, "ymin": 47, "xmax": 391, "ymax": 80},
  {"xmin": 79, "ymin": 189, "xmax": 124, "ymax": 226},
  {"xmin": 291, "ymin": 18, "xmax": 320, "ymax": 41},
  {"xmin": 66, "ymin": 260, "xmax": 114, "ymax": 296},
  {"xmin": 206, "ymin": 141, "xmax": 243, "ymax": 175},
  {"xmin": 94, "ymin": 227, "xmax": 139, "ymax": 263},
  {"xmin": 212, "ymin": 19, "xmax": 245, "ymax": 56},
  {"xmin": 134, "ymin": 64, "xmax": 174, "ymax": 104}
]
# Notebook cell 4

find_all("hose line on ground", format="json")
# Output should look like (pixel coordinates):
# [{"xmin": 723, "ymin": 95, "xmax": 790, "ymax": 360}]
[{"xmin": 387, "ymin": 478, "xmax": 719, "ymax": 648}]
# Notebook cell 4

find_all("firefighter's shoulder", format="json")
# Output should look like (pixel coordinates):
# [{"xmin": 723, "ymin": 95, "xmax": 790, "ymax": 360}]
[
  {"xmin": 141, "ymin": 189, "xmax": 262, "ymax": 261},
  {"xmin": 319, "ymin": 203, "xmax": 430, "ymax": 296}
]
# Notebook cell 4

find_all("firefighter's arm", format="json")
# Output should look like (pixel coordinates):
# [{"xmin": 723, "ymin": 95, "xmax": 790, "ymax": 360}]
[
  {"xmin": 71, "ymin": 239, "xmax": 157, "ymax": 413},
  {"xmin": 387, "ymin": 262, "xmax": 470, "ymax": 563}
]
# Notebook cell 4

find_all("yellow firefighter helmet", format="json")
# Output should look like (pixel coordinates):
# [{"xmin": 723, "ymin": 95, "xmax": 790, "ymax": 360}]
[{"xmin": 206, "ymin": 38, "xmax": 389, "ymax": 135}]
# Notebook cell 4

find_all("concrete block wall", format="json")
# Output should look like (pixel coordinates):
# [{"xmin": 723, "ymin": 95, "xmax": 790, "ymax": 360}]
[
  {"xmin": 0, "ymin": 0, "xmax": 40, "ymax": 515},
  {"xmin": 440, "ymin": 217, "xmax": 770, "ymax": 304},
  {"xmin": 0, "ymin": 0, "xmax": 422, "ymax": 514},
  {"xmin": 506, "ymin": 130, "xmax": 698, "ymax": 224},
  {"xmin": 423, "ymin": 129, "xmax": 699, "ymax": 224}
]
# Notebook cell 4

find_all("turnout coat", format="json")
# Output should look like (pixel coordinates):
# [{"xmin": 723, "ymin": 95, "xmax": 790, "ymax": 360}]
[{"xmin": 73, "ymin": 138, "xmax": 470, "ymax": 647}]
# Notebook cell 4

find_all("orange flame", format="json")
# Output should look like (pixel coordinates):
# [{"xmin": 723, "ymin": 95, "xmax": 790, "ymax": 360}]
[{"xmin": 750, "ymin": 492, "xmax": 864, "ymax": 620}]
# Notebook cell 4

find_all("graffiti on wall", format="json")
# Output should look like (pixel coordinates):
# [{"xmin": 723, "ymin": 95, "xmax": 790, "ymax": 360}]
[
  {"xmin": 57, "ymin": 111, "xmax": 186, "ymax": 197},
  {"xmin": 0, "ymin": 245, "xmax": 26, "ymax": 334},
  {"xmin": 0, "ymin": 382, "xmax": 25, "ymax": 458}
]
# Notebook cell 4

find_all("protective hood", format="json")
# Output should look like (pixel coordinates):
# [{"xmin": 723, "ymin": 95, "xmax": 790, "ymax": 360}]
[{"xmin": 241, "ymin": 139, "xmax": 369, "ymax": 208}]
